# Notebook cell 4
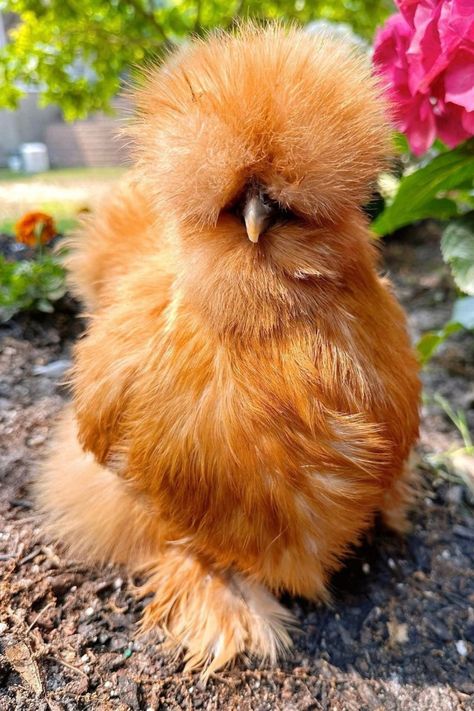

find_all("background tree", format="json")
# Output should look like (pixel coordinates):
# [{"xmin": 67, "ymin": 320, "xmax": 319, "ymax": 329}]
[{"xmin": 0, "ymin": 0, "xmax": 394, "ymax": 119}]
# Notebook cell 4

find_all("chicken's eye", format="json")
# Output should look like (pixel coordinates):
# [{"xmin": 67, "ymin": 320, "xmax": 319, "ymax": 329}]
[
  {"xmin": 226, "ymin": 191, "xmax": 295, "ymax": 224},
  {"xmin": 223, "ymin": 182, "xmax": 299, "ymax": 242},
  {"xmin": 272, "ymin": 202, "xmax": 295, "ymax": 224}
]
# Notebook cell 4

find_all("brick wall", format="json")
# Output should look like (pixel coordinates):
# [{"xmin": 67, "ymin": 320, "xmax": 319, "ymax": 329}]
[
  {"xmin": 0, "ymin": 89, "xmax": 131, "ymax": 168},
  {"xmin": 45, "ymin": 112, "xmax": 131, "ymax": 168}
]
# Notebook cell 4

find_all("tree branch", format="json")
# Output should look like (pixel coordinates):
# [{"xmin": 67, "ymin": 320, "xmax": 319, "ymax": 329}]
[
  {"xmin": 127, "ymin": 0, "xmax": 172, "ymax": 46},
  {"xmin": 194, "ymin": 0, "xmax": 202, "ymax": 33}
]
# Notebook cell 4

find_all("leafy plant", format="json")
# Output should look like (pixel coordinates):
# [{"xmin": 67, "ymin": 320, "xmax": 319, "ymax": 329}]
[
  {"xmin": 0, "ymin": 253, "xmax": 67, "ymax": 322},
  {"xmin": 441, "ymin": 213, "xmax": 474, "ymax": 297},
  {"xmin": 424, "ymin": 393, "xmax": 474, "ymax": 498},
  {"xmin": 374, "ymin": 140, "xmax": 474, "ymax": 365},
  {"xmin": 372, "ymin": 0, "xmax": 474, "ymax": 365},
  {"xmin": 1, "ymin": 211, "xmax": 67, "ymax": 321},
  {"xmin": 416, "ymin": 322, "xmax": 462, "ymax": 367},
  {"xmin": 372, "ymin": 140, "xmax": 474, "ymax": 237},
  {"xmin": 416, "ymin": 209, "xmax": 474, "ymax": 364}
]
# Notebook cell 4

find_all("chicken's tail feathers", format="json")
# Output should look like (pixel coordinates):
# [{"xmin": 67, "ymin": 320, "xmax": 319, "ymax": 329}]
[
  {"xmin": 138, "ymin": 547, "xmax": 294, "ymax": 679},
  {"xmin": 34, "ymin": 406, "xmax": 160, "ymax": 567},
  {"xmin": 35, "ymin": 407, "xmax": 295, "ymax": 676}
]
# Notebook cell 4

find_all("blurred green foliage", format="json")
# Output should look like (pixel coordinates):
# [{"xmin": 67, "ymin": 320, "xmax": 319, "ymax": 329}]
[
  {"xmin": 441, "ymin": 213, "xmax": 474, "ymax": 297},
  {"xmin": 0, "ymin": 0, "xmax": 394, "ymax": 119},
  {"xmin": 372, "ymin": 140, "xmax": 474, "ymax": 236},
  {"xmin": 0, "ymin": 252, "xmax": 67, "ymax": 321},
  {"xmin": 374, "ymin": 138, "xmax": 474, "ymax": 364}
]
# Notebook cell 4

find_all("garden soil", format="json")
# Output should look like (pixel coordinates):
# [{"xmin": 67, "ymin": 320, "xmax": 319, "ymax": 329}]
[{"xmin": 0, "ymin": 223, "xmax": 473, "ymax": 710}]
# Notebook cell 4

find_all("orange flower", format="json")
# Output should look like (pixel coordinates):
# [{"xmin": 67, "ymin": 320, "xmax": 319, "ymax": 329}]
[{"xmin": 15, "ymin": 211, "xmax": 57, "ymax": 247}]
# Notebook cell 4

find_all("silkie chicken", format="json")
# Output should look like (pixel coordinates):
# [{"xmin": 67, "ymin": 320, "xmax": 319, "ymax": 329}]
[{"xmin": 36, "ymin": 24, "xmax": 421, "ymax": 677}]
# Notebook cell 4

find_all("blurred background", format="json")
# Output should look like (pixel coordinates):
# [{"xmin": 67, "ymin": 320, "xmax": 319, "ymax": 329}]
[
  {"xmin": 0, "ymin": 1, "xmax": 389, "ymax": 165},
  {"xmin": 0, "ymin": 0, "xmax": 392, "ymax": 233}
]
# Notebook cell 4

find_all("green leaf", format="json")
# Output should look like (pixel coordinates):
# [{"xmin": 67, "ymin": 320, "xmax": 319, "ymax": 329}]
[
  {"xmin": 417, "ymin": 294, "xmax": 474, "ymax": 365},
  {"xmin": 452, "ymin": 296, "xmax": 474, "ymax": 329},
  {"xmin": 0, "ymin": 306, "xmax": 19, "ymax": 322},
  {"xmin": 417, "ymin": 322, "xmax": 462, "ymax": 366},
  {"xmin": 373, "ymin": 139, "xmax": 474, "ymax": 236},
  {"xmin": 0, "ymin": 251, "xmax": 66, "ymax": 321},
  {"xmin": 393, "ymin": 132, "xmax": 410, "ymax": 155},
  {"xmin": 46, "ymin": 286, "xmax": 67, "ymax": 300},
  {"xmin": 441, "ymin": 213, "xmax": 474, "ymax": 295},
  {"xmin": 37, "ymin": 298, "xmax": 54, "ymax": 313}
]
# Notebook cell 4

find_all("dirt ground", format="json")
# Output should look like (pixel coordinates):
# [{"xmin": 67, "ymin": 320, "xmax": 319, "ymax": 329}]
[{"xmin": 0, "ymin": 224, "xmax": 473, "ymax": 710}]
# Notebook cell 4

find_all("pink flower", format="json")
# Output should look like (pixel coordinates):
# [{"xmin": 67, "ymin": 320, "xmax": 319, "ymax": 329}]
[{"xmin": 373, "ymin": 0, "xmax": 474, "ymax": 155}]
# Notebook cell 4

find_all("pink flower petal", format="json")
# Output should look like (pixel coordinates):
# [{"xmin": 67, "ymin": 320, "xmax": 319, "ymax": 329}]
[
  {"xmin": 462, "ymin": 109, "xmax": 474, "ymax": 133},
  {"xmin": 396, "ymin": 0, "xmax": 436, "ymax": 27},
  {"xmin": 373, "ymin": 0, "xmax": 474, "ymax": 154},
  {"xmin": 406, "ymin": 95, "xmax": 437, "ymax": 154},
  {"xmin": 444, "ymin": 48, "xmax": 474, "ymax": 111},
  {"xmin": 409, "ymin": 2, "xmax": 444, "ymax": 93},
  {"xmin": 436, "ymin": 101, "xmax": 472, "ymax": 146},
  {"xmin": 438, "ymin": 0, "xmax": 474, "ymax": 55}
]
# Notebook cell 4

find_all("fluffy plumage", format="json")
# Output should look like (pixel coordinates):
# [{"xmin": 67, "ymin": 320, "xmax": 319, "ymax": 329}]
[{"xmin": 36, "ymin": 24, "xmax": 420, "ymax": 677}]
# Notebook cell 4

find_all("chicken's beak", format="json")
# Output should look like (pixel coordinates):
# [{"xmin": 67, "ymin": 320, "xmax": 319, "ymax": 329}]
[{"xmin": 243, "ymin": 194, "xmax": 272, "ymax": 244}]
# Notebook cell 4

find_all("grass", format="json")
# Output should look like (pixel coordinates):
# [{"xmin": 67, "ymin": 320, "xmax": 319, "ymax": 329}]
[
  {"xmin": 0, "ymin": 166, "xmax": 125, "ymax": 234},
  {"xmin": 0, "ymin": 166, "xmax": 126, "ymax": 183}
]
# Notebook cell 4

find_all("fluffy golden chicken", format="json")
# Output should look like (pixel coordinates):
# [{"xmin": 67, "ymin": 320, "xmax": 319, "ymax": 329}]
[{"xmin": 37, "ymin": 25, "xmax": 421, "ymax": 677}]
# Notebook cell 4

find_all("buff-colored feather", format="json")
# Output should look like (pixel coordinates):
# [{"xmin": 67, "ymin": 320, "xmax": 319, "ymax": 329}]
[{"xmin": 36, "ymin": 24, "xmax": 420, "ymax": 677}]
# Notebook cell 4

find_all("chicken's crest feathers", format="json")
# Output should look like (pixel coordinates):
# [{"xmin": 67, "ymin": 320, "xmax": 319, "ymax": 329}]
[{"xmin": 127, "ymin": 24, "xmax": 392, "ymax": 228}]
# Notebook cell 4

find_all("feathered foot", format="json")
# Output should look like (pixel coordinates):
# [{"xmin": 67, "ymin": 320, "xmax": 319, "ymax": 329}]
[
  {"xmin": 138, "ymin": 547, "xmax": 294, "ymax": 679},
  {"xmin": 381, "ymin": 458, "xmax": 420, "ymax": 534}
]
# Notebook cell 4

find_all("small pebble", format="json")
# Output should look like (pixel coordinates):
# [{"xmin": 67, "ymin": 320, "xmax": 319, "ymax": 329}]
[
  {"xmin": 387, "ymin": 621, "xmax": 409, "ymax": 645},
  {"xmin": 0, "ymin": 622, "xmax": 8, "ymax": 634},
  {"xmin": 27, "ymin": 434, "xmax": 46, "ymax": 447},
  {"xmin": 83, "ymin": 664, "xmax": 91, "ymax": 674},
  {"xmin": 362, "ymin": 563, "xmax": 370, "ymax": 574},
  {"xmin": 441, "ymin": 549, "xmax": 450, "ymax": 560},
  {"xmin": 388, "ymin": 558, "xmax": 396, "ymax": 570},
  {"xmin": 113, "ymin": 577, "xmax": 123, "ymax": 590},
  {"xmin": 85, "ymin": 606, "xmax": 94, "ymax": 617},
  {"xmin": 446, "ymin": 486, "xmax": 463, "ymax": 505},
  {"xmin": 456, "ymin": 640, "xmax": 468, "ymax": 657},
  {"xmin": 81, "ymin": 654, "xmax": 89, "ymax": 663},
  {"xmin": 104, "ymin": 681, "xmax": 113, "ymax": 689}
]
